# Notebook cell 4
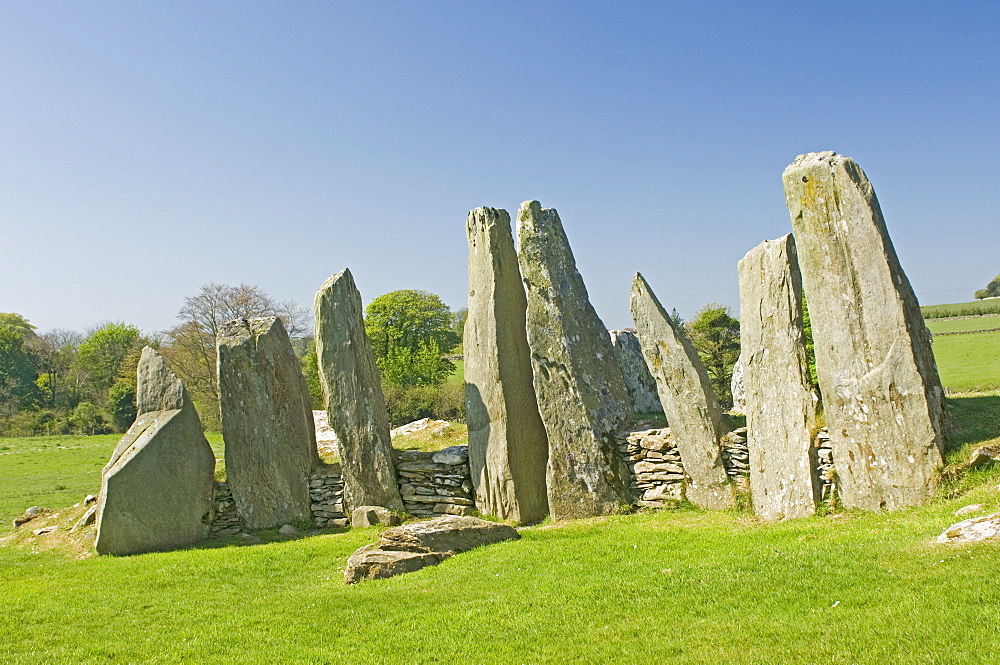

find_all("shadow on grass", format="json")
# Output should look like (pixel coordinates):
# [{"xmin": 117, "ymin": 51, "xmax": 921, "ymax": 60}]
[
  {"xmin": 945, "ymin": 394, "xmax": 1000, "ymax": 455},
  {"xmin": 187, "ymin": 524, "xmax": 352, "ymax": 551}
]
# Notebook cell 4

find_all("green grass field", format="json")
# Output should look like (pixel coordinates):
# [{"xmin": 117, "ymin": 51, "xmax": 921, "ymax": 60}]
[
  {"xmin": 922, "ymin": 299, "xmax": 1000, "ymax": 319},
  {"xmin": 923, "ymin": 315, "xmax": 1000, "ymax": 393},
  {"xmin": 2, "ymin": 393, "xmax": 1000, "ymax": 663}
]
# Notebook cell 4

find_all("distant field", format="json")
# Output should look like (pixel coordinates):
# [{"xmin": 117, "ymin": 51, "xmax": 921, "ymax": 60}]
[
  {"xmin": 931, "ymin": 331, "xmax": 1000, "ymax": 393},
  {"xmin": 0, "ymin": 433, "xmax": 224, "ymax": 529},
  {"xmin": 926, "ymin": 315, "xmax": 1000, "ymax": 334},
  {"xmin": 922, "ymin": 300, "xmax": 1000, "ymax": 319}
]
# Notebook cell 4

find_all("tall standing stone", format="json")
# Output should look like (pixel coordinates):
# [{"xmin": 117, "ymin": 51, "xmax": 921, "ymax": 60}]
[
  {"xmin": 609, "ymin": 329, "xmax": 664, "ymax": 415},
  {"xmin": 315, "ymin": 268, "xmax": 403, "ymax": 513},
  {"xmin": 629, "ymin": 273, "xmax": 733, "ymax": 510},
  {"xmin": 516, "ymin": 200, "xmax": 632, "ymax": 519},
  {"xmin": 783, "ymin": 151, "xmax": 945, "ymax": 510},
  {"xmin": 465, "ymin": 207, "xmax": 549, "ymax": 524},
  {"xmin": 217, "ymin": 316, "xmax": 318, "ymax": 529},
  {"xmin": 96, "ymin": 347, "xmax": 215, "ymax": 555},
  {"xmin": 738, "ymin": 234, "xmax": 819, "ymax": 520}
]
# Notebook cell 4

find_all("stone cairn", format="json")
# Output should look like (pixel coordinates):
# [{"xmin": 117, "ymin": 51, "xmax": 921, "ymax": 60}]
[
  {"xmin": 309, "ymin": 465, "xmax": 348, "ymax": 528},
  {"xmin": 397, "ymin": 446, "xmax": 475, "ymax": 518},
  {"xmin": 783, "ymin": 151, "xmax": 947, "ymax": 511}
]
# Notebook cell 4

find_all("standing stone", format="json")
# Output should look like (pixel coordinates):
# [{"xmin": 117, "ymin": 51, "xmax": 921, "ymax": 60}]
[
  {"xmin": 96, "ymin": 347, "xmax": 215, "ymax": 555},
  {"xmin": 609, "ymin": 329, "xmax": 664, "ymax": 415},
  {"xmin": 217, "ymin": 316, "xmax": 318, "ymax": 529},
  {"xmin": 516, "ymin": 200, "xmax": 632, "ymax": 520},
  {"xmin": 729, "ymin": 354, "xmax": 746, "ymax": 416},
  {"xmin": 783, "ymin": 151, "xmax": 946, "ymax": 511},
  {"xmin": 629, "ymin": 273, "xmax": 733, "ymax": 510},
  {"xmin": 465, "ymin": 207, "xmax": 550, "ymax": 524},
  {"xmin": 315, "ymin": 268, "xmax": 403, "ymax": 513},
  {"xmin": 738, "ymin": 234, "xmax": 819, "ymax": 520}
]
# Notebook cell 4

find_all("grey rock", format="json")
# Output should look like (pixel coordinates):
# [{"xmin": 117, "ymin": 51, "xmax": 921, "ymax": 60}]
[
  {"xmin": 517, "ymin": 200, "xmax": 632, "ymax": 520},
  {"xmin": 83, "ymin": 494, "xmax": 98, "ymax": 506},
  {"xmin": 465, "ymin": 207, "xmax": 550, "ymax": 524},
  {"xmin": 783, "ymin": 151, "xmax": 946, "ymax": 511},
  {"xmin": 729, "ymin": 354, "xmax": 746, "ymax": 415},
  {"xmin": 432, "ymin": 445, "xmax": 470, "ymax": 466},
  {"xmin": 630, "ymin": 274, "xmax": 733, "ymax": 510},
  {"xmin": 937, "ymin": 513, "xmax": 1000, "ymax": 544},
  {"xmin": 217, "ymin": 317, "xmax": 318, "ymax": 529},
  {"xmin": 315, "ymin": 269, "xmax": 403, "ymax": 512},
  {"xmin": 609, "ymin": 329, "xmax": 664, "ymax": 415},
  {"xmin": 71, "ymin": 506, "xmax": 97, "ymax": 533},
  {"xmin": 33, "ymin": 526, "xmax": 57, "ymax": 536},
  {"xmin": 278, "ymin": 524, "xmax": 303, "ymax": 539},
  {"xmin": 344, "ymin": 545, "xmax": 452, "ymax": 584},
  {"xmin": 955, "ymin": 504, "xmax": 984, "ymax": 516},
  {"xmin": 13, "ymin": 506, "xmax": 46, "ymax": 528},
  {"xmin": 343, "ymin": 515, "xmax": 519, "ymax": 583},
  {"xmin": 738, "ymin": 234, "xmax": 819, "ymax": 520},
  {"xmin": 351, "ymin": 505, "xmax": 401, "ymax": 527},
  {"xmin": 96, "ymin": 347, "xmax": 215, "ymax": 556},
  {"xmin": 968, "ymin": 444, "xmax": 1000, "ymax": 469},
  {"xmin": 379, "ymin": 515, "xmax": 518, "ymax": 553}
]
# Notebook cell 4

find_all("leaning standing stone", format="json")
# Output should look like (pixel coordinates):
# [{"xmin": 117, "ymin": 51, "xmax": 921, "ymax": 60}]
[
  {"xmin": 517, "ymin": 200, "xmax": 632, "ymax": 520},
  {"xmin": 217, "ymin": 317, "xmax": 318, "ymax": 529},
  {"xmin": 629, "ymin": 273, "xmax": 733, "ymax": 510},
  {"xmin": 465, "ymin": 207, "xmax": 549, "ymax": 524},
  {"xmin": 738, "ymin": 234, "xmax": 818, "ymax": 520},
  {"xmin": 315, "ymin": 268, "xmax": 403, "ymax": 513},
  {"xmin": 96, "ymin": 347, "xmax": 215, "ymax": 555},
  {"xmin": 609, "ymin": 329, "xmax": 664, "ymax": 415},
  {"xmin": 783, "ymin": 151, "xmax": 946, "ymax": 511}
]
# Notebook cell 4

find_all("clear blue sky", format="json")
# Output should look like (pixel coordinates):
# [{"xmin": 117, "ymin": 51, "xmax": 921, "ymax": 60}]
[{"xmin": 2, "ymin": 1, "xmax": 997, "ymax": 335}]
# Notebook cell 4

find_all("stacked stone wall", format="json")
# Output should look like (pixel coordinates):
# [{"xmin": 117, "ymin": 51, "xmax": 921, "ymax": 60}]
[
  {"xmin": 211, "ymin": 482, "xmax": 242, "ymax": 536},
  {"xmin": 310, "ymin": 464, "xmax": 348, "ymax": 527},
  {"xmin": 397, "ymin": 447, "xmax": 475, "ymax": 518}
]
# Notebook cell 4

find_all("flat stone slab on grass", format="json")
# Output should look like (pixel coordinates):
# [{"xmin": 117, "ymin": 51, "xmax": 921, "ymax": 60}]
[
  {"xmin": 344, "ymin": 515, "xmax": 519, "ymax": 583},
  {"xmin": 937, "ymin": 513, "xmax": 1000, "ymax": 544}
]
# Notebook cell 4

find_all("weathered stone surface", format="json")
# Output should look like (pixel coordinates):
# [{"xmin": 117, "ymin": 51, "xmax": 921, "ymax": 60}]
[
  {"xmin": 465, "ymin": 206, "xmax": 549, "ymax": 524},
  {"xmin": 729, "ymin": 354, "xmax": 746, "ymax": 415},
  {"xmin": 937, "ymin": 513, "xmax": 1000, "ymax": 544},
  {"xmin": 344, "ymin": 545, "xmax": 452, "ymax": 584},
  {"xmin": 344, "ymin": 515, "xmax": 519, "ymax": 583},
  {"xmin": 516, "ymin": 200, "xmax": 632, "ymax": 520},
  {"xmin": 738, "ymin": 234, "xmax": 819, "ymax": 520},
  {"xmin": 351, "ymin": 505, "xmax": 401, "ymax": 527},
  {"xmin": 315, "ymin": 268, "xmax": 403, "ymax": 512},
  {"xmin": 217, "ymin": 317, "xmax": 318, "ymax": 529},
  {"xmin": 379, "ymin": 515, "xmax": 518, "ymax": 553},
  {"xmin": 609, "ymin": 329, "xmax": 664, "ymax": 415},
  {"xmin": 783, "ymin": 151, "xmax": 946, "ymax": 511},
  {"xmin": 96, "ymin": 347, "xmax": 215, "ymax": 555},
  {"xmin": 629, "ymin": 273, "xmax": 733, "ymax": 510},
  {"xmin": 967, "ymin": 444, "xmax": 1000, "ymax": 470}
]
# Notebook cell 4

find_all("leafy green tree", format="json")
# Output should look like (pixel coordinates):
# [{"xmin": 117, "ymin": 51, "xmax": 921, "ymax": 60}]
[
  {"xmin": 76, "ymin": 323, "xmax": 142, "ymax": 404},
  {"xmin": 364, "ymin": 290, "xmax": 460, "ymax": 387},
  {"xmin": 0, "ymin": 326, "xmax": 41, "ymax": 415},
  {"xmin": 70, "ymin": 401, "xmax": 103, "ymax": 435},
  {"xmin": 975, "ymin": 274, "xmax": 1000, "ymax": 300},
  {"xmin": 685, "ymin": 304, "xmax": 741, "ymax": 409}
]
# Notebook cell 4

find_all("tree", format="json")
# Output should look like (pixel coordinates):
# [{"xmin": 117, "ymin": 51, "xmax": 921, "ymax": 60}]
[
  {"xmin": 975, "ymin": 273, "xmax": 1000, "ymax": 300},
  {"xmin": 33, "ymin": 329, "xmax": 84, "ymax": 409},
  {"xmin": 76, "ymin": 323, "xmax": 142, "ymax": 404},
  {"xmin": 160, "ymin": 283, "xmax": 309, "ymax": 426},
  {"xmin": 364, "ymin": 290, "xmax": 460, "ymax": 387},
  {"xmin": 0, "ymin": 326, "xmax": 41, "ymax": 416},
  {"xmin": 685, "ymin": 304, "xmax": 741, "ymax": 409}
]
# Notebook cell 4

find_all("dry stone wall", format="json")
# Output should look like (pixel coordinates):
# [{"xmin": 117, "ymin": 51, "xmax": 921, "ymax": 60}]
[{"xmin": 397, "ymin": 446, "xmax": 475, "ymax": 518}]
